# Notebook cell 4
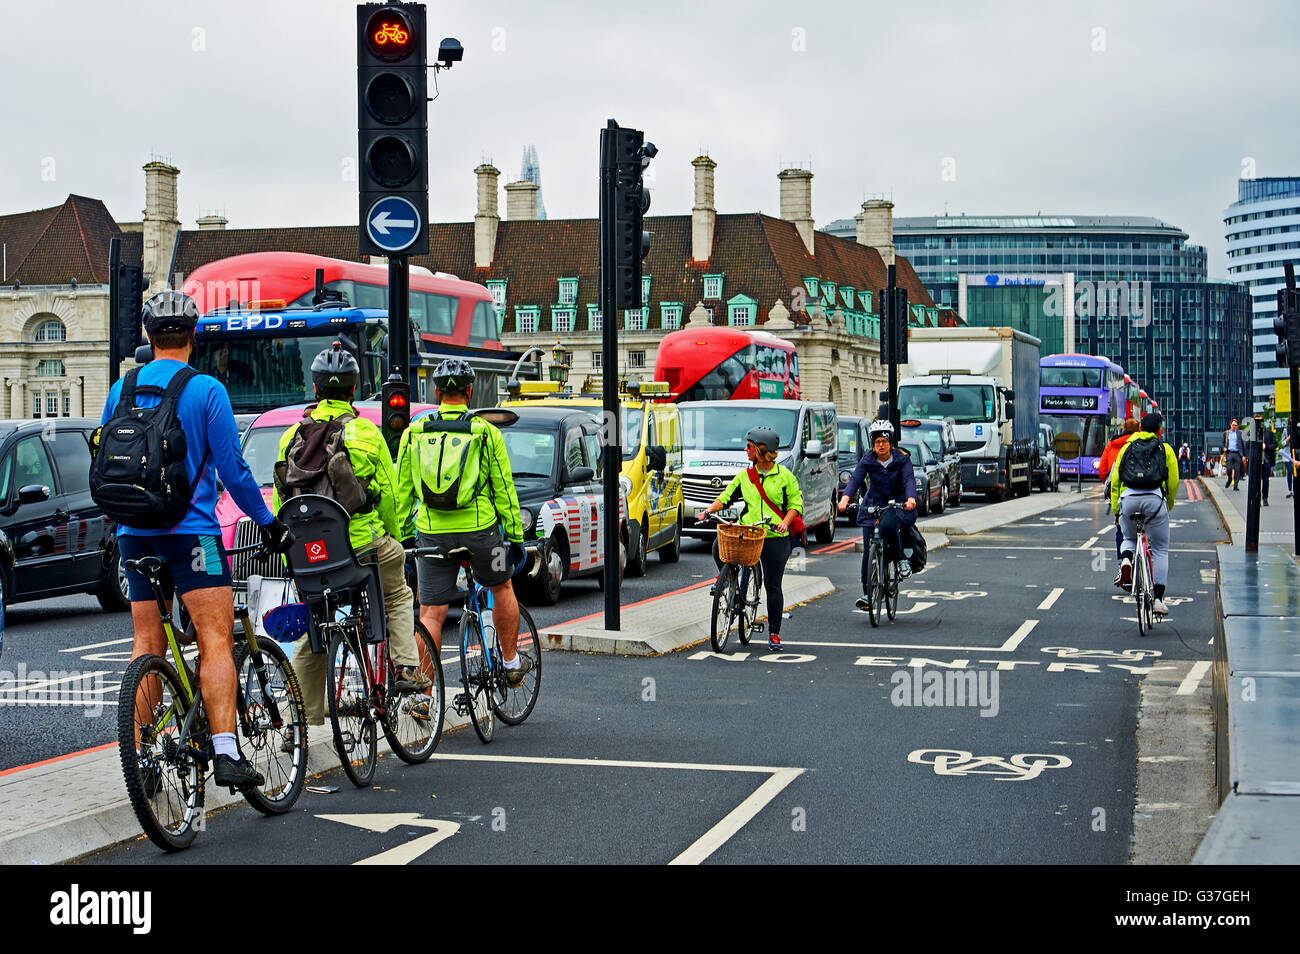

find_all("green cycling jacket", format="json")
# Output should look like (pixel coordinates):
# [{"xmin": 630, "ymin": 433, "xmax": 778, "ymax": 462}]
[{"xmin": 716, "ymin": 463, "xmax": 803, "ymax": 539}]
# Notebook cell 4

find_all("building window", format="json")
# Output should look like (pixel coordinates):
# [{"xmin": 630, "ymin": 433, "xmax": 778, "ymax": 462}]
[
  {"xmin": 37, "ymin": 359, "xmax": 65, "ymax": 377},
  {"xmin": 516, "ymin": 307, "xmax": 539, "ymax": 334},
  {"xmin": 45, "ymin": 392, "xmax": 59, "ymax": 417},
  {"xmin": 553, "ymin": 308, "xmax": 575, "ymax": 333},
  {"xmin": 729, "ymin": 305, "xmax": 754, "ymax": 326},
  {"xmin": 860, "ymin": 290, "xmax": 873, "ymax": 313},
  {"xmin": 803, "ymin": 277, "xmax": 819, "ymax": 299},
  {"xmin": 558, "ymin": 278, "xmax": 578, "ymax": 305},
  {"xmin": 661, "ymin": 303, "xmax": 682, "ymax": 330},
  {"xmin": 703, "ymin": 274, "xmax": 723, "ymax": 299},
  {"xmin": 625, "ymin": 309, "xmax": 646, "ymax": 331},
  {"xmin": 32, "ymin": 393, "xmax": 40, "ymax": 417},
  {"xmin": 642, "ymin": 275, "xmax": 651, "ymax": 307},
  {"xmin": 841, "ymin": 287, "xmax": 855, "ymax": 309},
  {"xmin": 487, "ymin": 280, "xmax": 508, "ymax": 309},
  {"xmin": 63, "ymin": 392, "xmax": 71, "ymax": 416},
  {"xmin": 35, "ymin": 319, "xmax": 67, "ymax": 343},
  {"xmin": 629, "ymin": 350, "xmax": 646, "ymax": 369},
  {"xmin": 589, "ymin": 306, "xmax": 602, "ymax": 332},
  {"xmin": 592, "ymin": 350, "xmax": 602, "ymax": 370},
  {"xmin": 822, "ymin": 281, "xmax": 837, "ymax": 306}
]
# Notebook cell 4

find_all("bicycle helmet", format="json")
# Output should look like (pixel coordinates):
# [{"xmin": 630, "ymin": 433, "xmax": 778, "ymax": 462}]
[
  {"xmin": 868, "ymin": 419, "xmax": 895, "ymax": 444},
  {"xmin": 310, "ymin": 342, "xmax": 359, "ymax": 396},
  {"xmin": 141, "ymin": 290, "xmax": 200, "ymax": 334},
  {"xmin": 432, "ymin": 358, "xmax": 476, "ymax": 392},
  {"xmin": 745, "ymin": 425, "xmax": 780, "ymax": 453}
]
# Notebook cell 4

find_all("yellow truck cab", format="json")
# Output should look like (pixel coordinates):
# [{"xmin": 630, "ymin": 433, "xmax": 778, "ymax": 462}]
[{"xmin": 503, "ymin": 380, "xmax": 684, "ymax": 577}]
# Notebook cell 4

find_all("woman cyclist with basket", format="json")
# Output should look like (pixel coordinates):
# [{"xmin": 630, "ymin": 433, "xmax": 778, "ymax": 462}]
[
  {"xmin": 701, "ymin": 425, "xmax": 803, "ymax": 652},
  {"xmin": 838, "ymin": 420, "xmax": 918, "ymax": 609}
]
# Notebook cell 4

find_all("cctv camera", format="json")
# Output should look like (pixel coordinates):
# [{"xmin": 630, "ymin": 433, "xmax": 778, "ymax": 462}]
[{"xmin": 438, "ymin": 37, "xmax": 463, "ymax": 65}]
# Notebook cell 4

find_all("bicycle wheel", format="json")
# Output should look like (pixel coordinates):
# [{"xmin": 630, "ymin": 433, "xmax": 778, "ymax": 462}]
[
  {"xmin": 327, "ymin": 628, "xmax": 377, "ymax": 787},
  {"xmin": 117, "ymin": 653, "xmax": 205, "ymax": 852},
  {"xmin": 1134, "ymin": 538, "xmax": 1149, "ymax": 638},
  {"xmin": 738, "ymin": 564, "xmax": 761, "ymax": 646},
  {"xmin": 492, "ymin": 605, "xmax": 542, "ymax": 726},
  {"xmin": 459, "ymin": 609, "xmax": 495, "ymax": 743},
  {"xmin": 233, "ymin": 638, "xmax": 307, "ymax": 815},
  {"xmin": 383, "ymin": 620, "xmax": 445, "ymax": 764},
  {"xmin": 710, "ymin": 565, "xmax": 741, "ymax": 653},
  {"xmin": 867, "ymin": 543, "xmax": 883, "ymax": 628},
  {"xmin": 886, "ymin": 559, "xmax": 899, "ymax": 622}
]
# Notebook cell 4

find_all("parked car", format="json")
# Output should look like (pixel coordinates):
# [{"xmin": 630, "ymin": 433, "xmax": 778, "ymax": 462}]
[
  {"xmin": 901, "ymin": 417, "xmax": 963, "ymax": 507},
  {"xmin": 1035, "ymin": 422, "xmax": 1060, "ymax": 492},
  {"xmin": 900, "ymin": 439, "xmax": 947, "ymax": 516},
  {"xmin": 0, "ymin": 418, "xmax": 129, "ymax": 614},
  {"xmin": 678, "ymin": 399, "xmax": 838, "ymax": 544},
  {"xmin": 837, "ymin": 415, "xmax": 869, "ymax": 522}
]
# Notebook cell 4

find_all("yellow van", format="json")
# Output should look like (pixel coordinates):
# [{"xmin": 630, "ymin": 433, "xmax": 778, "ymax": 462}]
[{"xmin": 503, "ymin": 381, "xmax": 684, "ymax": 576}]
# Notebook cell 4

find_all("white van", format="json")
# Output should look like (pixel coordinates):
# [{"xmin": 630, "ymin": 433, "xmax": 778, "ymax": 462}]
[{"xmin": 677, "ymin": 399, "xmax": 838, "ymax": 544}]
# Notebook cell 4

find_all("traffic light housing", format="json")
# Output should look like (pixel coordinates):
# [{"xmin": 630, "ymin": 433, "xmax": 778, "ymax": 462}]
[
  {"xmin": 357, "ymin": 3, "xmax": 428, "ymax": 257},
  {"xmin": 1276, "ymin": 287, "xmax": 1300, "ymax": 367},
  {"xmin": 610, "ymin": 126, "xmax": 654, "ymax": 309},
  {"xmin": 879, "ymin": 287, "xmax": 909, "ymax": 365},
  {"xmin": 381, "ymin": 380, "xmax": 411, "ymax": 449},
  {"xmin": 112, "ymin": 262, "xmax": 145, "ymax": 358}
]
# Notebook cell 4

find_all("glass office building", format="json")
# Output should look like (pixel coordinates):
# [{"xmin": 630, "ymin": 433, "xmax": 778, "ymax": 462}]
[
  {"xmin": 821, "ymin": 213, "xmax": 1252, "ymax": 450},
  {"xmin": 1224, "ymin": 177, "xmax": 1300, "ymax": 410}
]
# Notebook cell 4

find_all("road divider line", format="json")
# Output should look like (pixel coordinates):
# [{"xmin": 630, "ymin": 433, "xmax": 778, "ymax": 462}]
[
  {"xmin": 999, "ymin": 620, "xmax": 1039, "ymax": 653},
  {"xmin": 60, "ymin": 637, "xmax": 133, "ymax": 653},
  {"xmin": 430, "ymin": 752, "xmax": 800, "ymax": 774},
  {"xmin": 1176, "ymin": 661, "xmax": 1212, "ymax": 695},
  {"xmin": 1079, "ymin": 535, "xmax": 1099, "ymax": 550},
  {"xmin": 1037, "ymin": 587, "xmax": 1064, "ymax": 611},
  {"xmin": 670, "ymin": 767, "xmax": 805, "ymax": 866}
]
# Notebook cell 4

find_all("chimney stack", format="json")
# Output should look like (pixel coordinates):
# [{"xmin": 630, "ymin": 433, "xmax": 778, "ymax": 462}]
[
  {"xmin": 474, "ymin": 163, "xmax": 500, "ymax": 269},
  {"xmin": 142, "ymin": 160, "xmax": 180, "ymax": 292},
  {"xmin": 196, "ymin": 213, "xmax": 228, "ymax": 231},
  {"xmin": 778, "ymin": 168, "xmax": 815, "ymax": 256},
  {"xmin": 505, "ymin": 179, "xmax": 540, "ymax": 221},
  {"xmin": 856, "ymin": 198, "xmax": 894, "ymax": 267},
  {"xmin": 691, "ymin": 155, "xmax": 717, "ymax": 263}
]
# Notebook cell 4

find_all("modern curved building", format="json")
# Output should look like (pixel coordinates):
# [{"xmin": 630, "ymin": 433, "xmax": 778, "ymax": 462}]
[{"xmin": 1224, "ymin": 177, "xmax": 1300, "ymax": 410}]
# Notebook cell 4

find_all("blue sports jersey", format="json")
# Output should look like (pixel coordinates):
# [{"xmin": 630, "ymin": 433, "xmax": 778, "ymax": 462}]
[{"xmin": 101, "ymin": 359, "xmax": 272, "ymax": 536}]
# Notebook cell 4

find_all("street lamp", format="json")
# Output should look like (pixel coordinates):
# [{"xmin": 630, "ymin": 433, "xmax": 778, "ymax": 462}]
[{"xmin": 548, "ymin": 339, "xmax": 570, "ymax": 385}]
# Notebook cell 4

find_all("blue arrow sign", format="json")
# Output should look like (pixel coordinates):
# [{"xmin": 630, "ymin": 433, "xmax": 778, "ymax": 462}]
[{"xmin": 366, "ymin": 196, "xmax": 422, "ymax": 253}]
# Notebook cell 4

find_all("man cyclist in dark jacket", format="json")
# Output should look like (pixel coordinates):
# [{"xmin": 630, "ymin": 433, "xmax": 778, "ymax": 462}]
[{"xmin": 839, "ymin": 420, "xmax": 918, "ymax": 607}]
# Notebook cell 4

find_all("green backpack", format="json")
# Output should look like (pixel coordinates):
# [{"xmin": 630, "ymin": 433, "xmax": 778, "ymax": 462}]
[{"xmin": 413, "ymin": 413, "xmax": 487, "ymax": 510}]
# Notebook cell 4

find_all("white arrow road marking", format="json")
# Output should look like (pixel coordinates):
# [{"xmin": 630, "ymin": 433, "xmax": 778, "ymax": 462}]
[
  {"xmin": 61, "ymin": 637, "xmax": 132, "ymax": 653},
  {"xmin": 319, "ymin": 813, "xmax": 460, "ymax": 865},
  {"xmin": 370, "ymin": 210, "xmax": 415, "ymax": 234}
]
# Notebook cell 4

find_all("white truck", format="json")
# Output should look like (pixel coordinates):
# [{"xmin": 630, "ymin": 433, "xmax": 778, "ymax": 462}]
[{"xmin": 897, "ymin": 327, "xmax": 1041, "ymax": 501}]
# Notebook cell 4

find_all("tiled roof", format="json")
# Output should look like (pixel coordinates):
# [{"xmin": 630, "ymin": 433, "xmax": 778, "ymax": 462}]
[
  {"xmin": 171, "ymin": 212, "xmax": 935, "ymax": 335},
  {"xmin": 0, "ymin": 195, "xmax": 124, "ymax": 285}
]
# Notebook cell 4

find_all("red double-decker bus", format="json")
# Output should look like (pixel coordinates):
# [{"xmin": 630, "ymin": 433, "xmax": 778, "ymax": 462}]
[
  {"xmin": 181, "ymin": 251, "xmax": 503, "ymax": 352},
  {"xmin": 654, "ymin": 327, "xmax": 799, "ymax": 402}
]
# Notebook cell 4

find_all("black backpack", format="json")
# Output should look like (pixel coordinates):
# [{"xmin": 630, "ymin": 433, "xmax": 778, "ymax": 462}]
[
  {"xmin": 273, "ymin": 408, "xmax": 373, "ymax": 515},
  {"xmin": 1118, "ymin": 436, "xmax": 1167, "ymax": 490},
  {"xmin": 90, "ymin": 366, "xmax": 206, "ymax": 529}
]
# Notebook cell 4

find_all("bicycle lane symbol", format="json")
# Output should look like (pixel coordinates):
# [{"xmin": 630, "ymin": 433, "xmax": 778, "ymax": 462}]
[
  {"xmin": 907, "ymin": 749, "xmax": 1072, "ymax": 781},
  {"xmin": 318, "ymin": 813, "xmax": 460, "ymax": 864}
]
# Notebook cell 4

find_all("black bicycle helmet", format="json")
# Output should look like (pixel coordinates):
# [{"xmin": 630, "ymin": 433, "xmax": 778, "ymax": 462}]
[
  {"xmin": 311, "ymin": 342, "xmax": 359, "ymax": 396},
  {"xmin": 745, "ymin": 424, "xmax": 780, "ymax": 453},
  {"xmin": 432, "ymin": 358, "xmax": 476, "ymax": 392},
  {"xmin": 141, "ymin": 290, "xmax": 200, "ymax": 334}
]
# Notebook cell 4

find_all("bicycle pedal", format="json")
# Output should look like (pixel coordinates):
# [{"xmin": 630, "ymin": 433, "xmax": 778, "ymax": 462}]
[{"xmin": 748, "ymin": 620, "xmax": 765, "ymax": 634}]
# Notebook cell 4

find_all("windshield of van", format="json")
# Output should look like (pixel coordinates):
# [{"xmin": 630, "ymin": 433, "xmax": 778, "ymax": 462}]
[
  {"xmin": 897, "ymin": 385, "xmax": 995, "ymax": 424},
  {"xmin": 623, "ymin": 407, "xmax": 642, "ymax": 461},
  {"xmin": 678, "ymin": 406, "xmax": 798, "ymax": 452}
]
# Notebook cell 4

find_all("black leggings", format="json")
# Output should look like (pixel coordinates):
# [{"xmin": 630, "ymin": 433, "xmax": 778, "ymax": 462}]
[
  {"xmin": 862, "ymin": 509, "xmax": 907, "ymax": 584},
  {"xmin": 713, "ymin": 535, "xmax": 793, "ymax": 635}
]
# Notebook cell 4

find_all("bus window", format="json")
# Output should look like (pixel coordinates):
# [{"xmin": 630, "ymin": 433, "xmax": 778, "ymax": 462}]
[
  {"xmin": 425, "ymin": 294, "xmax": 456, "ymax": 336},
  {"xmin": 353, "ymin": 281, "xmax": 386, "ymax": 310},
  {"xmin": 472, "ymin": 300, "xmax": 499, "ymax": 343},
  {"xmin": 408, "ymin": 291, "xmax": 428, "ymax": 332}
]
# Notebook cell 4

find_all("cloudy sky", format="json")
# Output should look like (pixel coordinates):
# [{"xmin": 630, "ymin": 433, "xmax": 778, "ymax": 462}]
[{"xmin": 4, "ymin": 0, "xmax": 1296, "ymax": 276}]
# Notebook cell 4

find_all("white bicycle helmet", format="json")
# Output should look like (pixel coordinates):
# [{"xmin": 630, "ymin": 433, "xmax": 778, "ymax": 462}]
[{"xmin": 868, "ymin": 419, "xmax": 895, "ymax": 443}]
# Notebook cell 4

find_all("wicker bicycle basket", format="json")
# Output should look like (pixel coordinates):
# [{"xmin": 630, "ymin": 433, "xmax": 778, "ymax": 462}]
[{"xmin": 717, "ymin": 522, "xmax": 766, "ymax": 566}]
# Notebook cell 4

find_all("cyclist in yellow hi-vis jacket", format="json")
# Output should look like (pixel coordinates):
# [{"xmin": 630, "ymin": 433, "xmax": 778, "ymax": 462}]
[
  {"xmin": 701, "ymin": 424, "xmax": 803, "ymax": 653},
  {"xmin": 1111, "ymin": 411, "xmax": 1180, "ymax": 617},
  {"xmin": 394, "ymin": 359, "xmax": 530, "ymax": 685},
  {"xmin": 273, "ymin": 344, "xmax": 427, "ymax": 730}
]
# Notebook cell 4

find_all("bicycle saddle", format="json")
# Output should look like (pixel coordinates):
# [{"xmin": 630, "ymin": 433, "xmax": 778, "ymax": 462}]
[{"xmin": 125, "ymin": 556, "xmax": 165, "ymax": 577}]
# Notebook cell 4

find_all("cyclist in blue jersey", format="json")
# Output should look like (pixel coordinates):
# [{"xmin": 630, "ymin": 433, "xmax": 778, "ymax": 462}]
[{"xmin": 100, "ymin": 291, "xmax": 293, "ymax": 790}]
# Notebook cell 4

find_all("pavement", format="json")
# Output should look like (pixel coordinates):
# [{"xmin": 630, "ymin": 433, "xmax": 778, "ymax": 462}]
[{"xmin": 1200, "ymin": 467, "xmax": 1296, "ymax": 551}]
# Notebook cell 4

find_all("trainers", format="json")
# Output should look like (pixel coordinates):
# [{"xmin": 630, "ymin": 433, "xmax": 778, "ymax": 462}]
[
  {"xmin": 897, "ymin": 561, "xmax": 912, "ymax": 579},
  {"xmin": 213, "ymin": 753, "xmax": 264, "ymax": 791},
  {"xmin": 394, "ymin": 666, "xmax": 432, "ymax": 693},
  {"xmin": 1153, "ymin": 599, "xmax": 1169, "ymax": 616},
  {"xmin": 504, "ymin": 655, "xmax": 535, "ymax": 688},
  {"xmin": 767, "ymin": 635, "xmax": 783, "ymax": 652},
  {"xmin": 1112, "ymin": 571, "xmax": 1127, "ymax": 589},
  {"xmin": 1119, "ymin": 558, "xmax": 1132, "ymax": 587},
  {"xmin": 855, "ymin": 594, "xmax": 870, "ymax": 611}
]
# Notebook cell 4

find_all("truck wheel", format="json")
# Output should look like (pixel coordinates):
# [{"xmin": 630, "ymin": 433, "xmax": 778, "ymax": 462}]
[{"xmin": 627, "ymin": 517, "xmax": 649, "ymax": 578}]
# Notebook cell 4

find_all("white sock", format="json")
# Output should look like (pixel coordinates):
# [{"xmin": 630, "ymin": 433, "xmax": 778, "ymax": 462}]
[
  {"xmin": 212, "ymin": 732, "xmax": 238, "ymax": 759},
  {"xmin": 503, "ymin": 654, "xmax": 520, "ymax": 669}
]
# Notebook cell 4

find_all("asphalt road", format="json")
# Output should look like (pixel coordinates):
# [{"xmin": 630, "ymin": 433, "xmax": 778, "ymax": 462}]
[{"xmin": 67, "ymin": 483, "xmax": 1225, "ymax": 864}]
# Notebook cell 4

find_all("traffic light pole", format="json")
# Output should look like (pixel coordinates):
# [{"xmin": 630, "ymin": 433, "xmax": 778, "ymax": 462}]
[
  {"xmin": 388, "ymin": 255, "xmax": 410, "ymax": 385},
  {"xmin": 886, "ymin": 263, "xmax": 899, "ymax": 437},
  {"xmin": 599, "ymin": 121, "xmax": 620, "ymax": 630},
  {"xmin": 108, "ymin": 237, "xmax": 121, "ymax": 390},
  {"xmin": 1288, "ymin": 263, "xmax": 1300, "ymax": 555}
]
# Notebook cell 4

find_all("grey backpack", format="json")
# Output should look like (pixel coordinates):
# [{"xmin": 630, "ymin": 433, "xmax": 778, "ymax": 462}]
[{"xmin": 273, "ymin": 409, "xmax": 372, "ymax": 516}]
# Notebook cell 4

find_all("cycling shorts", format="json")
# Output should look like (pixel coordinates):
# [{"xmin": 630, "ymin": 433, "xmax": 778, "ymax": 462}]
[
  {"xmin": 118, "ymin": 533, "xmax": 233, "ymax": 602},
  {"xmin": 415, "ymin": 527, "xmax": 512, "ymax": 605}
]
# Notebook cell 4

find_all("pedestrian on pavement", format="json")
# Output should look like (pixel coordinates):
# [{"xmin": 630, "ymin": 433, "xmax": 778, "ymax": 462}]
[
  {"xmin": 1256, "ymin": 416, "xmax": 1277, "ymax": 506},
  {"xmin": 1099, "ymin": 418, "xmax": 1141, "ymax": 568},
  {"xmin": 1177, "ymin": 441, "xmax": 1191, "ymax": 478},
  {"xmin": 1113, "ymin": 412, "xmax": 1179, "ymax": 616},
  {"xmin": 1223, "ymin": 418, "xmax": 1244, "ymax": 490},
  {"xmin": 1284, "ymin": 431, "xmax": 1295, "ymax": 498}
]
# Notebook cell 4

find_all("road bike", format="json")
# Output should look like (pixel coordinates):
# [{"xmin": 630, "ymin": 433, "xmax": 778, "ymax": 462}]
[
  {"xmin": 1130, "ymin": 511, "xmax": 1157, "ymax": 636},
  {"xmin": 117, "ymin": 542, "xmax": 307, "ymax": 852},
  {"xmin": 417, "ymin": 546, "xmax": 541, "ymax": 743},
  {"xmin": 703, "ymin": 510, "xmax": 769, "ymax": 653},
  {"xmin": 861, "ymin": 502, "xmax": 910, "ymax": 628}
]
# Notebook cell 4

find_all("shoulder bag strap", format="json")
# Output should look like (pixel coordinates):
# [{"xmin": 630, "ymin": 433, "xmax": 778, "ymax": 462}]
[
  {"xmin": 747, "ymin": 466, "xmax": 787, "ymax": 521},
  {"xmin": 119, "ymin": 367, "xmax": 142, "ymax": 409}
]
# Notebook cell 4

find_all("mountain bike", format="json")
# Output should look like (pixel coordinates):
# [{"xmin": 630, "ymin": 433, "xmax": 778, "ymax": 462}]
[
  {"xmin": 417, "ymin": 546, "xmax": 541, "ymax": 743},
  {"xmin": 117, "ymin": 542, "xmax": 307, "ymax": 852},
  {"xmin": 1130, "ymin": 512, "xmax": 1157, "ymax": 637},
  {"xmin": 702, "ymin": 511, "xmax": 769, "ymax": 653},
  {"xmin": 861, "ymin": 502, "xmax": 909, "ymax": 628}
]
